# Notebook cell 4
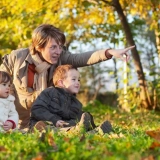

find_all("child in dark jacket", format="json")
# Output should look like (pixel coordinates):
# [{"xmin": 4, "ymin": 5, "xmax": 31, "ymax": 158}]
[{"xmin": 29, "ymin": 65, "xmax": 112, "ymax": 134}]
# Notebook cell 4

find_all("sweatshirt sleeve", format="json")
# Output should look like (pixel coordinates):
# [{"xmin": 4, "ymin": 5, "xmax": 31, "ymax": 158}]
[
  {"xmin": 0, "ymin": 50, "xmax": 18, "ymax": 76},
  {"xmin": 7, "ymin": 96, "xmax": 19, "ymax": 128},
  {"xmin": 60, "ymin": 49, "xmax": 108, "ymax": 67}
]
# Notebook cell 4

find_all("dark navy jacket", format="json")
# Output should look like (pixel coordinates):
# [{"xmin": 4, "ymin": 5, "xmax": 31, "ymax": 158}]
[{"xmin": 29, "ymin": 87, "xmax": 83, "ymax": 128}]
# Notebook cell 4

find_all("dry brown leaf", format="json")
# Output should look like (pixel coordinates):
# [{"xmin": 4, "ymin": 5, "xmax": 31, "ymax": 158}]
[
  {"xmin": 149, "ymin": 141, "xmax": 160, "ymax": 149},
  {"xmin": 32, "ymin": 155, "xmax": 43, "ymax": 160},
  {"xmin": 86, "ymin": 144, "xmax": 95, "ymax": 150},
  {"xmin": 47, "ymin": 132, "xmax": 57, "ymax": 150},
  {"xmin": 0, "ymin": 146, "xmax": 7, "ymax": 151},
  {"xmin": 63, "ymin": 137, "xmax": 70, "ymax": 142},
  {"xmin": 146, "ymin": 129, "xmax": 160, "ymax": 149},
  {"xmin": 141, "ymin": 155, "xmax": 154, "ymax": 160},
  {"xmin": 146, "ymin": 129, "xmax": 160, "ymax": 141},
  {"xmin": 80, "ymin": 134, "xmax": 86, "ymax": 142}
]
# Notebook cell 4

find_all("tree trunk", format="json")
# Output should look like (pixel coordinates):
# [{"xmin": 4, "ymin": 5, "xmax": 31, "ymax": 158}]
[
  {"xmin": 155, "ymin": 24, "xmax": 160, "ymax": 69},
  {"xmin": 111, "ymin": 0, "xmax": 152, "ymax": 109},
  {"xmin": 113, "ymin": 58, "xmax": 119, "ymax": 90}
]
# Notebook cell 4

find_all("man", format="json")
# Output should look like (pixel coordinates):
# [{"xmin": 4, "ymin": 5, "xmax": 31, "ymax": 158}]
[{"xmin": 0, "ymin": 24, "xmax": 134, "ymax": 130}]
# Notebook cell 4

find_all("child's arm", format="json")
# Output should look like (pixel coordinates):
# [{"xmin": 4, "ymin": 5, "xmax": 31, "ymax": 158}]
[{"xmin": 7, "ymin": 96, "xmax": 19, "ymax": 128}]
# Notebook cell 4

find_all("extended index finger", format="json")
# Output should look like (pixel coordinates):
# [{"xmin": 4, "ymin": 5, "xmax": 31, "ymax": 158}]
[{"xmin": 125, "ymin": 45, "xmax": 135, "ymax": 51}]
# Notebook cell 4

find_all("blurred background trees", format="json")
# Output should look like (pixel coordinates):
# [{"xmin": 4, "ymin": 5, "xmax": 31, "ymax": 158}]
[{"xmin": 0, "ymin": 0, "xmax": 159, "ymax": 111}]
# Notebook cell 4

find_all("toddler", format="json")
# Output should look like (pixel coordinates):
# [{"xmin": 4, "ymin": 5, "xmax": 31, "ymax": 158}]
[
  {"xmin": 30, "ymin": 65, "xmax": 112, "ymax": 134},
  {"xmin": 0, "ymin": 71, "xmax": 19, "ymax": 132}
]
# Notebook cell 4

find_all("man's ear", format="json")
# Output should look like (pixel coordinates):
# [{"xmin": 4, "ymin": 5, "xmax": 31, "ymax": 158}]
[
  {"xmin": 35, "ymin": 46, "xmax": 41, "ymax": 53},
  {"xmin": 57, "ymin": 79, "xmax": 64, "ymax": 87}
]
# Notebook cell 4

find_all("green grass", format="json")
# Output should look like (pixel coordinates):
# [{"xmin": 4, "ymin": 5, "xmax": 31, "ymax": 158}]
[{"xmin": 1, "ymin": 100, "xmax": 160, "ymax": 160}]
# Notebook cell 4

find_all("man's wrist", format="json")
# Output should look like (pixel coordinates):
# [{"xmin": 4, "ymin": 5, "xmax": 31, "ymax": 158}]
[{"xmin": 105, "ymin": 49, "xmax": 113, "ymax": 59}]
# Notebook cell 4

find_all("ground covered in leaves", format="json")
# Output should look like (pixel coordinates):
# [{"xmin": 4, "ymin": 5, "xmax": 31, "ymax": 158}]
[{"xmin": 1, "ymin": 101, "xmax": 160, "ymax": 160}]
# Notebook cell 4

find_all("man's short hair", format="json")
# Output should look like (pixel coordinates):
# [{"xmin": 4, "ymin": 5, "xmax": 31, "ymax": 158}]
[{"xmin": 30, "ymin": 24, "xmax": 65, "ymax": 55}]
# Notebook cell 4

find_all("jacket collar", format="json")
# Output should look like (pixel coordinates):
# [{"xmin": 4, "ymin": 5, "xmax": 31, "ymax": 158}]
[
  {"xmin": 17, "ymin": 48, "xmax": 62, "ymax": 89},
  {"xmin": 55, "ymin": 87, "xmax": 76, "ymax": 97},
  {"xmin": 18, "ymin": 50, "xmax": 57, "ymax": 88},
  {"xmin": 18, "ymin": 52, "xmax": 33, "ymax": 88}
]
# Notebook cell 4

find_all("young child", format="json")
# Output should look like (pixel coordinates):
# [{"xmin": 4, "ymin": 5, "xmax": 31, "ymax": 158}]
[
  {"xmin": 29, "ymin": 65, "xmax": 112, "ymax": 134},
  {"xmin": 0, "ymin": 71, "xmax": 19, "ymax": 132}
]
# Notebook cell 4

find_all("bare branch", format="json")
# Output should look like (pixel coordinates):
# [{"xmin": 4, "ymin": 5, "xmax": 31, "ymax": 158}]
[
  {"xmin": 86, "ymin": 0, "xmax": 98, "ymax": 4},
  {"xmin": 100, "ymin": 0, "xmax": 114, "ymax": 6}
]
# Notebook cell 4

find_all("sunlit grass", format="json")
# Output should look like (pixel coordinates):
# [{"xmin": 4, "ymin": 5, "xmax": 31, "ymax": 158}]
[{"xmin": 1, "ymin": 101, "xmax": 160, "ymax": 160}]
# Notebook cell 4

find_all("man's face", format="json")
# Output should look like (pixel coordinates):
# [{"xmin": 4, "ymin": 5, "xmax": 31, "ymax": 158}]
[{"xmin": 40, "ymin": 38, "xmax": 63, "ymax": 64}]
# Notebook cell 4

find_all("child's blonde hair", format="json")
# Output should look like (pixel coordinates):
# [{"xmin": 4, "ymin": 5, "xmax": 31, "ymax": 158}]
[
  {"xmin": 53, "ymin": 65, "xmax": 78, "ymax": 86},
  {"xmin": 0, "ymin": 71, "xmax": 11, "ymax": 84}
]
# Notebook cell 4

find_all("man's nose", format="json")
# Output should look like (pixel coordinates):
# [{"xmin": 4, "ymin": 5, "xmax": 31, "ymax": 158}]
[{"xmin": 56, "ymin": 46, "xmax": 61, "ymax": 55}]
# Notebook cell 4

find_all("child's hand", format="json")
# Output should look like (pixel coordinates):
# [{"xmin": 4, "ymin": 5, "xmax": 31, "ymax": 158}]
[
  {"xmin": 56, "ymin": 120, "xmax": 69, "ymax": 127},
  {"xmin": 3, "ymin": 121, "xmax": 13, "ymax": 131}
]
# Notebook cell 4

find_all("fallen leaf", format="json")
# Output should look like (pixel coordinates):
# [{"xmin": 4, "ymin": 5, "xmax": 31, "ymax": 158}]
[
  {"xmin": 32, "ymin": 155, "xmax": 43, "ymax": 160},
  {"xmin": 63, "ymin": 137, "xmax": 70, "ymax": 142},
  {"xmin": 141, "ymin": 154, "xmax": 154, "ymax": 160},
  {"xmin": 108, "ymin": 133, "xmax": 125, "ymax": 139},
  {"xmin": 0, "ymin": 146, "xmax": 7, "ymax": 152},
  {"xmin": 80, "ymin": 134, "xmax": 85, "ymax": 142},
  {"xmin": 146, "ymin": 129, "xmax": 160, "ymax": 149},
  {"xmin": 47, "ymin": 132, "xmax": 58, "ymax": 150},
  {"xmin": 149, "ymin": 141, "xmax": 160, "ymax": 149},
  {"xmin": 146, "ymin": 129, "xmax": 160, "ymax": 141}
]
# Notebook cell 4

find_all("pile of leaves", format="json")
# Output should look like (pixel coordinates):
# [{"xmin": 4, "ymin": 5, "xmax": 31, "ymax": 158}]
[{"xmin": 1, "ymin": 101, "xmax": 160, "ymax": 160}]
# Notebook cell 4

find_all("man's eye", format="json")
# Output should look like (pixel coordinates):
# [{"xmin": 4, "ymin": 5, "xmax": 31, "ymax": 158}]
[
  {"xmin": 50, "ymin": 46, "xmax": 56, "ymax": 49},
  {"xmin": 59, "ymin": 45, "xmax": 63, "ymax": 49}
]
